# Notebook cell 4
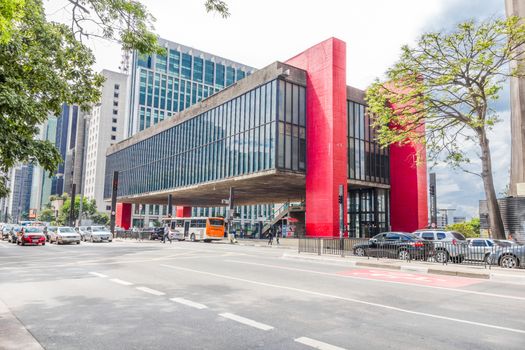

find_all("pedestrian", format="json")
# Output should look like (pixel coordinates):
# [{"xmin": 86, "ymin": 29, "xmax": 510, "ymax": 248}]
[
  {"xmin": 133, "ymin": 226, "xmax": 141, "ymax": 241},
  {"xmin": 276, "ymin": 226, "xmax": 281, "ymax": 245},
  {"xmin": 240, "ymin": 228, "xmax": 244, "ymax": 239},
  {"xmin": 163, "ymin": 223, "xmax": 172, "ymax": 244},
  {"xmin": 267, "ymin": 227, "xmax": 273, "ymax": 245}
]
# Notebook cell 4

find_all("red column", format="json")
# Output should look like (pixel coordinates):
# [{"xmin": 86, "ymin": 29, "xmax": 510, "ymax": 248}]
[
  {"xmin": 115, "ymin": 203, "xmax": 132, "ymax": 230},
  {"xmin": 286, "ymin": 38, "xmax": 348, "ymax": 237},
  {"xmin": 176, "ymin": 206, "xmax": 192, "ymax": 217},
  {"xmin": 389, "ymin": 133, "xmax": 429, "ymax": 232}
]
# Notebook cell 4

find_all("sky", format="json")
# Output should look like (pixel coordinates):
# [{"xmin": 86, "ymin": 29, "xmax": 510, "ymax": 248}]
[{"xmin": 45, "ymin": 0, "xmax": 511, "ymax": 220}]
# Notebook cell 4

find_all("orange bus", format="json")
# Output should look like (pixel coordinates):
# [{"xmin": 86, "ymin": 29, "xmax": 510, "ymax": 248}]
[{"xmin": 162, "ymin": 217, "xmax": 225, "ymax": 242}]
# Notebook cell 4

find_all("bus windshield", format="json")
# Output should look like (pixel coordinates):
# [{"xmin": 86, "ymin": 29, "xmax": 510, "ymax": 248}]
[{"xmin": 208, "ymin": 219, "xmax": 224, "ymax": 226}]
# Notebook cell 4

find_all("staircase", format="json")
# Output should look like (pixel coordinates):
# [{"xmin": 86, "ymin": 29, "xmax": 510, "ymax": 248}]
[{"xmin": 261, "ymin": 202, "xmax": 305, "ymax": 236}]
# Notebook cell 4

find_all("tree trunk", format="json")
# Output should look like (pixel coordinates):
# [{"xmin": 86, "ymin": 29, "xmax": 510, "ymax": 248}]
[{"xmin": 479, "ymin": 129, "xmax": 506, "ymax": 239}]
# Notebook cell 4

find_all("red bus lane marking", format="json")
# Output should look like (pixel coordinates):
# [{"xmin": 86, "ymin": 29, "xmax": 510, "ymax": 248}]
[{"xmin": 336, "ymin": 269, "xmax": 482, "ymax": 288}]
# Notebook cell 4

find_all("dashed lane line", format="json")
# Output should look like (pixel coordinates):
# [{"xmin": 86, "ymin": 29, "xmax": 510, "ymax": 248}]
[
  {"xmin": 159, "ymin": 263, "xmax": 525, "ymax": 335},
  {"xmin": 88, "ymin": 272, "xmax": 108, "ymax": 278},
  {"xmin": 136, "ymin": 287, "xmax": 165, "ymax": 296},
  {"xmin": 109, "ymin": 278, "xmax": 134, "ymax": 286},
  {"xmin": 170, "ymin": 298, "xmax": 208, "ymax": 309},
  {"xmin": 295, "ymin": 337, "xmax": 347, "ymax": 350},
  {"xmin": 219, "ymin": 313, "xmax": 274, "ymax": 331}
]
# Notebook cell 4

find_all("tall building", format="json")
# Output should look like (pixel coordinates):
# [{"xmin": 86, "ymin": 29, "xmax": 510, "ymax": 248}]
[
  {"xmin": 106, "ymin": 38, "xmax": 428, "ymax": 237},
  {"xmin": 6, "ymin": 164, "xmax": 33, "ymax": 222},
  {"xmin": 506, "ymin": 0, "xmax": 525, "ymax": 196},
  {"xmin": 126, "ymin": 37, "xmax": 255, "ymax": 137},
  {"xmin": 84, "ymin": 70, "xmax": 128, "ymax": 212}
]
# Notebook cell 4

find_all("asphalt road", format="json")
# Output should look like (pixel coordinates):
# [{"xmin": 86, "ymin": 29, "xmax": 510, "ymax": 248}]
[{"xmin": 1, "ymin": 239, "xmax": 524, "ymax": 350}]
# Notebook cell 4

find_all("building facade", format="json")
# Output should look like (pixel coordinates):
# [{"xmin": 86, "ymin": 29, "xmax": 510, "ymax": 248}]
[
  {"xmin": 6, "ymin": 164, "xmax": 33, "ymax": 222},
  {"xmin": 106, "ymin": 38, "xmax": 428, "ymax": 237},
  {"xmin": 126, "ymin": 37, "xmax": 255, "ymax": 137},
  {"xmin": 84, "ymin": 70, "xmax": 129, "ymax": 212}
]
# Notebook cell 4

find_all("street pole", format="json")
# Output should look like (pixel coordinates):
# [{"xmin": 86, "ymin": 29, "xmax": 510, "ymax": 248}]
[
  {"xmin": 167, "ymin": 194, "xmax": 173, "ymax": 217},
  {"xmin": 69, "ymin": 183, "xmax": 76, "ymax": 227},
  {"xmin": 109, "ymin": 171, "xmax": 118, "ymax": 235},
  {"xmin": 228, "ymin": 187, "xmax": 235, "ymax": 243},
  {"xmin": 339, "ymin": 184, "xmax": 344, "ymax": 256},
  {"xmin": 429, "ymin": 173, "xmax": 437, "ymax": 227}
]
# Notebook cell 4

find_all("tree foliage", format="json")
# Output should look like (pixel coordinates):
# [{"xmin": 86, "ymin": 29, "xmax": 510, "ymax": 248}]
[
  {"xmin": 446, "ymin": 218, "xmax": 481, "ymax": 238},
  {"xmin": 0, "ymin": 0, "xmax": 230, "ymax": 199},
  {"xmin": 366, "ymin": 17, "xmax": 525, "ymax": 239},
  {"xmin": 58, "ymin": 195, "xmax": 97, "ymax": 225},
  {"xmin": 91, "ymin": 211, "xmax": 109, "ymax": 225},
  {"xmin": 37, "ymin": 207, "xmax": 56, "ymax": 222}
]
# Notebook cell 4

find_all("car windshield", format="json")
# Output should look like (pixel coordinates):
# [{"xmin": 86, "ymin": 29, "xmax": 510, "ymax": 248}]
[
  {"xmin": 450, "ymin": 232, "xmax": 466, "ymax": 240},
  {"xmin": 59, "ymin": 227, "xmax": 75, "ymax": 233},
  {"xmin": 209, "ymin": 219, "xmax": 224, "ymax": 226},
  {"xmin": 92, "ymin": 226, "xmax": 108, "ymax": 232},
  {"xmin": 25, "ymin": 227, "xmax": 43, "ymax": 233}
]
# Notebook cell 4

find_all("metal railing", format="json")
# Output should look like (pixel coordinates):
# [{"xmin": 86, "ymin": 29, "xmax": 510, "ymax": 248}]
[{"xmin": 298, "ymin": 238, "xmax": 525, "ymax": 269}]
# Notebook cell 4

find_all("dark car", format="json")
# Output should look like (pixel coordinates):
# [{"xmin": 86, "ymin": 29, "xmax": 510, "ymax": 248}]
[
  {"xmin": 353, "ymin": 232, "xmax": 434, "ymax": 260},
  {"xmin": 146, "ymin": 227, "xmax": 164, "ymax": 240}
]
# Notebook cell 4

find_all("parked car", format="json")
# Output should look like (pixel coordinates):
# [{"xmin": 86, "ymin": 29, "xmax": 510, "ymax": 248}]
[
  {"xmin": 487, "ymin": 245, "xmax": 525, "ymax": 269},
  {"xmin": 145, "ymin": 227, "xmax": 164, "ymax": 240},
  {"xmin": 413, "ymin": 230, "xmax": 468, "ymax": 263},
  {"xmin": 464, "ymin": 238, "xmax": 498, "ymax": 262},
  {"xmin": 16, "ymin": 226, "xmax": 46, "ymax": 246},
  {"xmin": 48, "ymin": 226, "xmax": 81, "ymax": 245},
  {"xmin": 83, "ymin": 226, "xmax": 112, "ymax": 243},
  {"xmin": 352, "ymin": 232, "xmax": 434, "ymax": 260}
]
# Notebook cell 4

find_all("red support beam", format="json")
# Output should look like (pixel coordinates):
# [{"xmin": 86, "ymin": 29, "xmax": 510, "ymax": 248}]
[
  {"xmin": 115, "ymin": 203, "xmax": 132, "ymax": 230},
  {"xmin": 286, "ymin": 37, "xmax": 348, "ymax": 237},
  {"xmin": 176, "ymin": 206, "xmax": 192, "ymax": 218}
]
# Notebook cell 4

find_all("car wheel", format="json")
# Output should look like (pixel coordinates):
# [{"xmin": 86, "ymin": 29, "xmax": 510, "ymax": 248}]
[
  {"xmin": 77, "ymin": 241, "xmax": 80, "ymax": 245},
  {"xmin": 398, "ymin": 250, "xmax": 410, "ymax": 260},
  {"xmin": 500, "ymin": 255, "xmax": 518, "ymax": 269},
  {"xmin": 435, "ymin": 250, "xmax": 449, "ymax": 263},
  {"xmin": 483, "ymin": 253, "xmax": 491, "ymax": 264},
  {"xmin": 190, "ymin": 233, "xmax": 196, "ymax": 242},
  {"xmin": 354, "ymin": 247, "xmax": 366, "ymax": 256},
  {"xmin": 42, "ymin": 242, "xmax": 45, "ymax": 246}
]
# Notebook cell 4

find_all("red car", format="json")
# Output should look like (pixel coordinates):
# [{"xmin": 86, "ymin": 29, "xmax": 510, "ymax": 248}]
[{"xmin": 17, "ymin": 227, "xmax": 46, "ymax": 246}]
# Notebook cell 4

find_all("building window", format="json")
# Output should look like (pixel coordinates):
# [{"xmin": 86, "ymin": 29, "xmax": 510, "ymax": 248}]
[
  {"xmin": 114, "ymin": 84, "xmax": 120, "ymax": 90},
  {"xmin": 106, "ymin": 205, "xmax": 111, "ymax": 211},
  {"xmin": 181, "ymin": 53, "xmax": 192, "ymax": 80},
  {"xmin": 113, "ymin": 101, "xmax": 118, "ymax": 107},
  {"xmin": 111, "ymin": 135, "xmax": 116, "ymax": 140},
  {"xmin": 112, "ymin": 127, "xmax": 117, "ymax": 132},
  {"xmin": 114, "ymin": 92, "xmax": 119, "ymax": 98},
  {"xmin": 113, "ymin": 110, "xmax": 118, "ymax": 115},
  {"xmin": 112, "ymin": 118, "xmax": 117, "ymax": 123}
]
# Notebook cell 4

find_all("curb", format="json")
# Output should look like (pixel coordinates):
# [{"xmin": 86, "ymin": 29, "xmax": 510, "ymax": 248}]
[{"xmin": 282, "ymin": 253, "xmax": 525, "ymax": 284}]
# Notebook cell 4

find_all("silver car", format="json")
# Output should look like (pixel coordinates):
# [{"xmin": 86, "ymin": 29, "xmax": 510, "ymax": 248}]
[
  {"xmin": 49, "ymin": 226, "xmax": 81, "ymax": 245},
  {"xmin": 84, "ymin": 226, "xmax": 112, "ymax": 243},
  {"xmin": 413, "ymin": 230, "xmax": 468, "ymax": 263}
]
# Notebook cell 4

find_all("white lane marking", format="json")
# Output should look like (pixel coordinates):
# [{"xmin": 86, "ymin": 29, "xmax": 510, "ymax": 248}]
[
  {"xmin": 89, "ymin": 272, "xmax": 108, "ymax": 278},
  {"xmin": 225, "ymin": 259, "xmax": 525, "ymax": 302},
  {"xmin": 160, "ymin": 264, "xmax": 525, "ymax": 335},
  {"xmin": 295, "ymin": 337, "xmax": 346, "ymax": 350},
  {"xmin": 170, "ymin": 298, "xmax": 207, "ymax": 309},
  {"xmin": 109, "ymin": 278, "xmax": 133, "ymax": 286},
  {"xmin": 136, "ymin": 286, "xmax": 165, "ymax": 296},
  {"xmin": 219, "ymin": 313, "xmax": 273, "ymax": 331}
]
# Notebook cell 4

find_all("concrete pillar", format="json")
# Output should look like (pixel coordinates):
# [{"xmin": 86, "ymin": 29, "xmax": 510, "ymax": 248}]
[
  {"xmin": 176, "ymin": 206, "xmax": 192, "ymax": 217},
  {"xmin": 286, "ymin": 38, "xmax": 348, "ymax": 237}
]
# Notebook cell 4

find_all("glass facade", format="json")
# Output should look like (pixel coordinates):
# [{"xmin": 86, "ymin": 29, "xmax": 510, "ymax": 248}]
[
  {"xmin": 348, "ymin": 188, "xmax": 389, "ymax": 238},
  {"xmin": 105, "ymin": 79, "xmax": 306, "ymax": 199},
  {"xmin": 130, "ymin": 41, "xmax": 254, "ymax": 136},
  {"xmin": 347, "ymin": 100, "xmax": 389, "ymax": 184}
]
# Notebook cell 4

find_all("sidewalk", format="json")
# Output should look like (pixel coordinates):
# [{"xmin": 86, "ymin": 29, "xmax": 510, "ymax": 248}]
[
  {"xmin": 0, "ymin": 298, "xmax": 43, "ymax": 350},
  {"xmin": 283, "ymin": 251, "xmax": 525, "ymax": 284}
]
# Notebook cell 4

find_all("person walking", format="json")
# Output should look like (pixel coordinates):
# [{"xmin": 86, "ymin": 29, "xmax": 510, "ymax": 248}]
[
  {"xmin": 163, "ymin": 223, "xmax": 172, "ymax": 244},
  {"xmin": 133, "ymin": 226, "xmax": 142, "ymax": 241},
  {"xmin": 267, "ymin": 227, "xmax": 274, "ymax": 245},
  {"xmin": 276, "ymin": 226, "xmax": 281, "ymax": 245}
]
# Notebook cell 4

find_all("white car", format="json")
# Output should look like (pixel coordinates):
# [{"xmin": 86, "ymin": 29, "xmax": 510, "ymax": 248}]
[
  {"xmin": 84, "ymin": 226, "xmax": 112, "ymax": 243},
  {"xmin": 49, "ymin": 226, "xmax": 81, "ymax": 245}
]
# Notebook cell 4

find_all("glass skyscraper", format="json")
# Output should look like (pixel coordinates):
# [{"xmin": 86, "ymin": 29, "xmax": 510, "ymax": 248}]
[{"xmin": 127, "ymin": 37, "xmax": 255, "ymax": 137}]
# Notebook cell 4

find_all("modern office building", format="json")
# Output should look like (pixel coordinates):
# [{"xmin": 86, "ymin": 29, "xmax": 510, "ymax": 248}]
[
  {"xmin": 126, "ymin": 37, "xmax": 255, "ymax": 137},
  {"xmin": 6, "ymin": 164, "xmax": 34, "ymax": 222},
  {"xmin": 106, "ymin": 38, "xmax": 428, "ymax": 237},
  {"xmin": 84, "ymin": 70, "xmax": 128, "ymax": 212}
]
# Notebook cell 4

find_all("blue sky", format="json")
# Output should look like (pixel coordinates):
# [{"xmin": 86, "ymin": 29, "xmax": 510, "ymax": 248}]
[{"xmin": 46, "ymin": 0, "xmax": 513, "ymax": 219}]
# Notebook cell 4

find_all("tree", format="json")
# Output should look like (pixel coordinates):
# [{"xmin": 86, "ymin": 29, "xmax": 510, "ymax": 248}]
[
  {"xmin": 38, "ymin": 207, "xmax": 56, "ymax": 222},
  {"xmin": 446, "ymin": 218, "xmax": 480, "ymax": 238},
  {"xmin": 0, "ymin": 0, "xmax": 229, "ymax": 198},
  {"xmin": 366, "ymin": 17, "xmax": 525, "ymax": 240},
  {"xmin": 91, "ymin": 212, "xmax": 109, "ymax": 225},
  {"xmin": 58, "ymin": 196, "xmax": 97, "ymax": 225}
]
